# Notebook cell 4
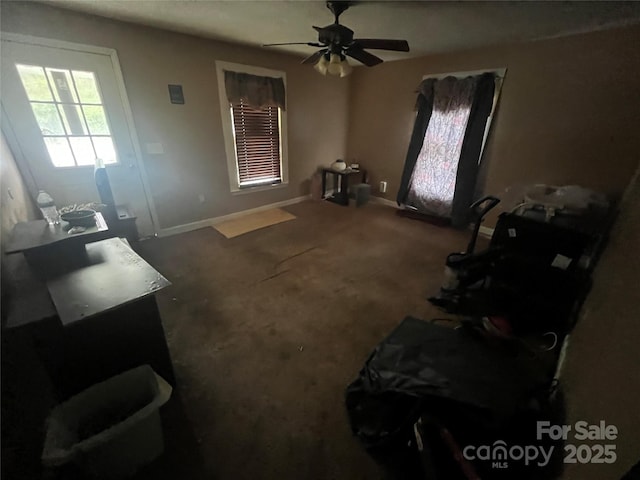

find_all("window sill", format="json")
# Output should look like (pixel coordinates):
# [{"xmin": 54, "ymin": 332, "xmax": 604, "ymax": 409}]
[{"xmin": 231, "ymin": 182, "xmax": 288, "ymax": 195}]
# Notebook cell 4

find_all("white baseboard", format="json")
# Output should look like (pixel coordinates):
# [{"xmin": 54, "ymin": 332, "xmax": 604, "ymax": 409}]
[
  {"xmin": 157, "ymin": 195, "xmax": 310, "ymax": 238},
  {"xmin": 370, "ymin": 196, "xmax": 399, "ymax": 208}
]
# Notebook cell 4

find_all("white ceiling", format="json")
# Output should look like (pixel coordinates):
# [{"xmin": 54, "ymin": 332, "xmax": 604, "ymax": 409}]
[{"xmin": 40, "ymin": 1, "xmax": 640, "ymax": 63}]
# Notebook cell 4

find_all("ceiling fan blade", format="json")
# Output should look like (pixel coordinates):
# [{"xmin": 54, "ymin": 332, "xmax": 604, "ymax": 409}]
[
  {"xmin": 345, "ymin": 46, "xmax": 383, "ymax": 67},
  {"xmin": 301, "ymin": 50, "xmax": 327, "ymax": 65},
  {"xmin": 263, "ymin": 42, "xmax": 324, "ymax": 47},
  {"xmin": 352, "ymin": 39, "xmax": 410, "ymax": 52}
]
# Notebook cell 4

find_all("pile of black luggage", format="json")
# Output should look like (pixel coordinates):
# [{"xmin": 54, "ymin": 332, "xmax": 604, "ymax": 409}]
[{"xmin": 345, "ymin": 185, "xmax": 616, "ymax": 479}]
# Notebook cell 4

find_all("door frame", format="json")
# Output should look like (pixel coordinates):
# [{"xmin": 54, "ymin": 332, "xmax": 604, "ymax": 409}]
[{"xmin": 0, "ymin": 32, "xmax": 160, "ymax": 236}]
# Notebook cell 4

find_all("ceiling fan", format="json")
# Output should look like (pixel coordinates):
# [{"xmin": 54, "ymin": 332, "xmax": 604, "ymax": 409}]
[{"xmin": 263, "ymin": 1, "xmax": 410, "ymax": 76}]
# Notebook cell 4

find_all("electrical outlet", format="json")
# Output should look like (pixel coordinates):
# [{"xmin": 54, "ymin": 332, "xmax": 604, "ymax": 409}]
[
  {"xmin": 380, "ymin": 181, "xmax": 388, "ymax": 193},
  {"xmin": 198, "ymin": 194, "xmax": 205, "ymax": 203}
]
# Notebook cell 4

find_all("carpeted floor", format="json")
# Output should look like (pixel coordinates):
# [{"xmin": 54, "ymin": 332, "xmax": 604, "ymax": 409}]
[{"xmin": 133, "ymin": 200, "xmax": 471, "ymax": 480}]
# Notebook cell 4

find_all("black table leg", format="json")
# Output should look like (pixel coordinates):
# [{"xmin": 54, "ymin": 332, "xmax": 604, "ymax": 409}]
[
  {"xmin": 321, "ymin": 168, "xmax": 361, "ymax": 206},
  {"xmin": 321, "ymin": 170, "xmax": 327, "ymax": 199},
  {"xmin": 341, "ymin": 174, "xmax": 350, "ymax": 205}
]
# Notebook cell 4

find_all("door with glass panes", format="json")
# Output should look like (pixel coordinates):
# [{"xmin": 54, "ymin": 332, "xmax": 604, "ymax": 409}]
[{"xmin": 1, "ymin": 38, "xmax": 155, "ymax": 236}]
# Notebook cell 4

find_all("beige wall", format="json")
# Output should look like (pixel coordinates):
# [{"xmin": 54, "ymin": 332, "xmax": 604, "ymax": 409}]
[
  {"xmin": 347, "ymin": 23, "xmax": 640, "ymax": 224},
  {"xmin": 3, "ymin": 2, "xmax": 640, "ymax": 232},
  {"xmin": 561, "ymin": 167, "xmax": 640, "ymax": 480},
  {"xmin": 0, "ymin": 131, "xmax": 36, "ymax": 249},
  {"xmin": 1, "ymin": 2, "xmax": 350, "ymax": 230},
  {"xmin": 1, "ymin": 130, "xmax": 37, "ymax": 305}
]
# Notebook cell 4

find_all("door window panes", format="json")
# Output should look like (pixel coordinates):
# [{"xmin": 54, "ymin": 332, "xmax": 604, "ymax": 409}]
[
  {"xmin": 16, "ymin": 63, "xmax": 117, "ymax": 167},
  {"xmin": 44, "ymin": 137, "xmax": 75, "ymax": 167},
  {"xmin": 46, "ymin": 68, "xmax": 79, "ymax": 103},
  {"xmin": 31, "ymin": 103, "xmax": 64, "ymax": 135},
  {"xmin": 16, "ymin": 65, "xmax": 53, "ymax": 101},
  {"xmin": 83, "ymin": 105, "xmax": 109, "ymax": 135},
  {"xmin": 93, "ymin": 137, "xmax": 117, "ymax": 164},
  {"xmin": 58, "ymin": 104, "xmax": 88, "ymax": 135},
  {"xmin": 72, "ymin": 71, "xmax": 101, "ymax": 104},
  {"xmin": 69, "ymin": 137, "xmax": 96, "ymax": 166}
]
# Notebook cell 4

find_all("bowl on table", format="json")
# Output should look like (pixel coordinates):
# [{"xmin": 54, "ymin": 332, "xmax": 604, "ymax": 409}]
[{"xmin": 60, "ymin": 209, "xmax": 97, "ymax": 228}]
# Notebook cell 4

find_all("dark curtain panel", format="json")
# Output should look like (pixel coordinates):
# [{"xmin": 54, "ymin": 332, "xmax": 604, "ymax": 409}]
[
  {"xmin": 396, "ymin": 79, "xmax": 436, "ymax": 205},
  {"xmin": 405, "ymin": 76, "xmax": 477, "ymax": 216},
  {"xmin": 224, "ymin": 71, "xmax": 286, "ymax": 111},
  {"xmin": 450, "ymin": 73, "xmax": 496, "ymax": 228}
]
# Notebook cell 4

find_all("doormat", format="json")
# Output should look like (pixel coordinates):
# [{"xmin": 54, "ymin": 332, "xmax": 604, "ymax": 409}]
[{"xmin": 213, "ymin": 208, "xmax": 296, "ymax": 239}]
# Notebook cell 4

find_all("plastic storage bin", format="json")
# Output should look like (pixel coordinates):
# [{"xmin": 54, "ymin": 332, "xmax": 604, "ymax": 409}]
[
  {"xmin": 350, "ymin": 183, "xmax": 371, "ymax": 207},
  {"xmin": 42, "ymin": 365, "xmax": 172, "ymax": 480}
]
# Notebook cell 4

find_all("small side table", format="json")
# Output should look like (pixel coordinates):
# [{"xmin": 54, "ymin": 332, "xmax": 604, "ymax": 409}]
[
  {"xmin": 5, "ymin": 212, "xmax": 110, "ymax": 255},
  {"xmin": 321, "ymin": 168, "xmax": 367, "ymax": 206}
]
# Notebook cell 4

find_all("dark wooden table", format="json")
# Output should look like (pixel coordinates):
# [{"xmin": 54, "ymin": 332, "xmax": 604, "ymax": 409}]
[
  {"xmin": 5, "ymin": 212, "xmax": 109, "ymax": 254},
  {"xmin": 3, "ymin": 253, "xmax": 57, "ymax": 329},
  {"xmin": 3, "ymin": 237, "xmax": 176, "ymax": 398},
  {"xmin": 41, "ymin": 237, "xmax": 170, "ymax": 325},
  {"xmin": 321, "ymin": 168, "xmax": 367, "ymax": 206}
]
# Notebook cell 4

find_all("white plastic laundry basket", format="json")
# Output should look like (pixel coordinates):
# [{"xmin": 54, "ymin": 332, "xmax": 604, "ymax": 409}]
[{"xmin": 42, "ymin": 365, "xmax": 172, "ymax": 480}]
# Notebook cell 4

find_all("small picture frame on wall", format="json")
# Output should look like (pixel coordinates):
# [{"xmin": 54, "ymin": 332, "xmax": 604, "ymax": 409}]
[{"xmin": 168, "ymin": 84, "xmax": 185, "ymax": 104}]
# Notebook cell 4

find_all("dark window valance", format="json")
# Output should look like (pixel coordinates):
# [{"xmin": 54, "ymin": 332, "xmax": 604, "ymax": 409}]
[
  {"xmin": 414, "ymin": 78, "xmax": 436, "ymax": 110},
  {"xmin": 224, "ymin": 70, "xmax": 286, "ymax": 111}
]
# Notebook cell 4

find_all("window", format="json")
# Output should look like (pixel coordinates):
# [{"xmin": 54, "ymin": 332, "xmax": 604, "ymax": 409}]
[
  {"xmin": 231, "ymin": 99, "xmax": 282, "ymax": 187},
  {"xmin": 15, "ymin": 64, "xmax": 116, "ymax": 167},
  {"xmin": 398, "ymin": 68, "xmax": 505, "ymax": 226},
  {"xmin": 216, "ymin": 61, "xmax": 288, "ymax": 193}
]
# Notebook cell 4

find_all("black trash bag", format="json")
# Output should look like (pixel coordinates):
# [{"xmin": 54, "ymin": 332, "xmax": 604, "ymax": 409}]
[
  {"xmin": 622, "ymin": 461, "xmax": 640, "ymax": 480},
  {"xmin": 346, "ymin": 317, "xmax": 560, "ymax": 479},
  {"xmin": 345, "ymin": 387, "xmax": 425, "ymax": 478}
]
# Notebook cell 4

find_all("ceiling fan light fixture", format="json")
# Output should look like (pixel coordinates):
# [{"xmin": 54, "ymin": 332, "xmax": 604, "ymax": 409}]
[
  {"xmin": 327, "ymin": 53, "xmax": 342, "ymax": 76},
  {"xmin": 314, "ymin": 55, "xmax": 329, "ymax": 75},
  {"xmin": 339, "ymin": 59, "xmax": 352, "ymax": 77},
  {"xmin": 265, "ymin": 2, "xmax": 409, "ymax": 74}
]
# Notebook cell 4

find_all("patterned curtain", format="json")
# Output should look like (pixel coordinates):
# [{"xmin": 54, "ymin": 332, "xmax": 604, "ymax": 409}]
[
  {"xmin": 396, "ymin": 79, "xmax": 436, "ymax": 206},
  {"xmin": 405, "ymin": 76, "xmax": 477, "ymax": 217}
]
